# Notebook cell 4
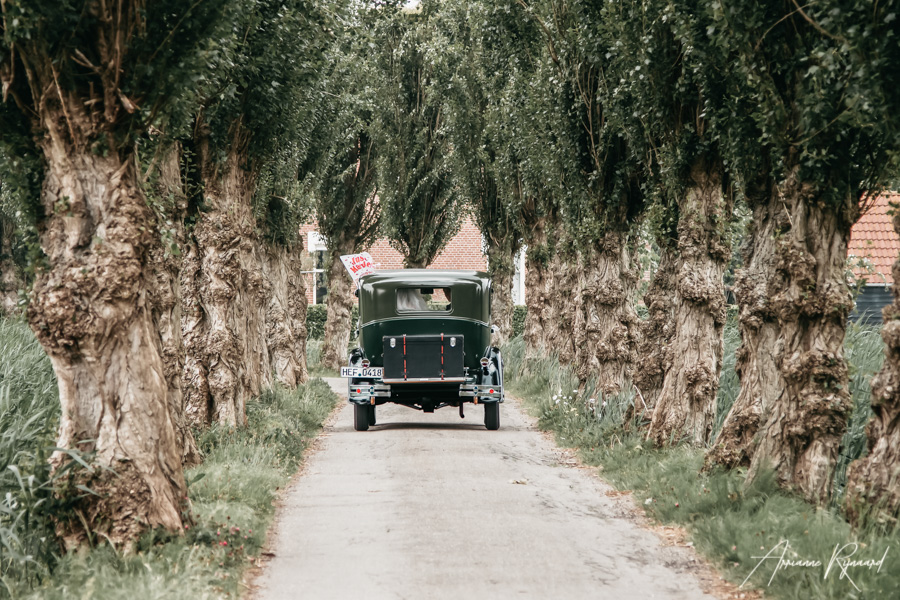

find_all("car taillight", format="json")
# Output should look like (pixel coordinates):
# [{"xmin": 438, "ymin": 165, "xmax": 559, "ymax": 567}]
[
  {"xmin": 480, "ymin": 358, "xmax": 490, "ymax": 367},
  {"xmin": 361, "ymin": 359, "xmax": 370, "ymax": 368}
]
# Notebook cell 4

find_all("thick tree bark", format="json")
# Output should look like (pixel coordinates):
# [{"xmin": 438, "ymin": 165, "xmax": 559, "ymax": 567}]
[
  {"xmin": 183, "ymin": 139, "xmax": 271, "ymax": 427},
  {"xmin": 263, "ymin": 244, "xmax": 309, "ymax": 386},
  {"xmin": 744, "ymin": 176, "xmax": 854, "ymax": 504},
  {"xmin": 648, "ymin": 165, "xmax": 730, "ymax": 445},
  {"xmin": 486, "ymin": 242, "xmax": 516, "ymax": 346},
  {"xmin": 547, "ymin": 236, "xmax": 579, "ymax": 365},
  {"xmin": 523, "ymin": 216, "xmax": 550, "ymax": 353},
  {"xmin": 633, "ymin": 243, "xmax": 677, "ymax": 416},
  {"xmin": 845, "ymin": 209, "xmax": 900, "ymax": 526},
  {"xmin": 707, "ymin": 187, "xmax": 786, "ymax": 469},
  {"xmin": 322, "ymin": 242, "xmax": 356, "ymax": 371},
  {"xmin": 574, "ymin": 230, "xmax": 641, "ymax": 396},
  {"xmin": 28, "ymin": 130, "xmax": 187, "ymax": 546},
  {"xmin": 148, "ymin": 146, "xmax": 201, "ymax": 466}
]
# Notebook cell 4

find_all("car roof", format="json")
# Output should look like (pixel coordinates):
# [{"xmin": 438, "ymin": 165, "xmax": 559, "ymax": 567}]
[{"xmin": 359, "ymin": 269, "xmax": 490, "ymax": 286}]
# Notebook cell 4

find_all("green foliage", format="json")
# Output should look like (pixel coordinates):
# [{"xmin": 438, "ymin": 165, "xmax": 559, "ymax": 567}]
[
  {"xmin": 431, "ymin": 0, "xmax": 522, "ymax": 265},
  {"xmin": 306, "ymin": 304, "xmax": 358, "ymax": 342},
  {"xmin": 191, "ymin": 0, "xmax": 333, "ymax": 246},
  {"xmin": 512, "ymin": 305, "xmax": 527, "ymax": 339},
  {"xmin": 504, "ymin": 332, "xmax": 900, "ymax": 599},
  {"xmin": 303, "ymin": 7, "xmax": 380, "ymax": 256},
  {"xmin": 368, "ymin": 0, "xmax": 461, "ymax": 267},
  {"xmin": 707, "ymin": 0, "xmax": 900, "ymax": 205},
  {"xmin": 0, "ymin": 0, "xmax": 236, "ymax": 160},
  {"xmin": 306, "ymin": 304, "xmax": 327, "ymax": 340}
]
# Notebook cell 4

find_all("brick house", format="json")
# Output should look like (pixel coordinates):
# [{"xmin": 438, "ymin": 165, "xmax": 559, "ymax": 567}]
[
  {"xmin": 299, "ymin": 217, "xmax": 525, "ymax": 305},
  {"xmin": 848, "ymin": 192, "xmax": 900, "ymax": 323}
]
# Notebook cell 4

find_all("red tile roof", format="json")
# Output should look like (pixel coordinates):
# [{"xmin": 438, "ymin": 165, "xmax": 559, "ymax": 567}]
[{"xmin": 849, "ymin": 192, "xmax": 900, "ymax": 286}]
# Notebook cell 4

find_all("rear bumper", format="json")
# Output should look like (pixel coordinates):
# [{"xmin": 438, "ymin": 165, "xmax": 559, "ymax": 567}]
[{"xmin": 348, "ymin": 377, "xmax": 503, "ymax": 405}]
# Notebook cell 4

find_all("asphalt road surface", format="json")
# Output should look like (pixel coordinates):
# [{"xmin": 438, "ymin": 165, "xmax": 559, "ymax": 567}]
[{"xmin": 254, "ymin": 378, "xmax": 715, "ymax": 599}]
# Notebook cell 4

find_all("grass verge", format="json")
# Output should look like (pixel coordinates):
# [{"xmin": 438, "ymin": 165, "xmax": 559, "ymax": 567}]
[
  {"xmin": 1, "ymin": 317, "xmax": 339, "ymax": 599},
  {"xmin": 503, "ymin": 334, "xmax": 899, "ymax": 600}
]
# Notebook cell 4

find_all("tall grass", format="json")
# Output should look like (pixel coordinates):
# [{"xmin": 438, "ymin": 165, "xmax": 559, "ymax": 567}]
[
  {"xmin": 0, "ymin": 318, "xmax": 59, "ymax": 591},
  {"xmin": 503, "ymin": 322, "xmax": 899, "ymax": 600}
]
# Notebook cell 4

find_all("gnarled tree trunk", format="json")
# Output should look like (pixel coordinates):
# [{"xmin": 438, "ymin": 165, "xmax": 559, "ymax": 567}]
[
  {"xmin": 845, "ymin": 207, "xmax": 900, "ymax": 527},
  {"xmin": 574, "ymin": 229, "xmax": 641, "ymax": 396},
  {"xmin": 547, "ymin": 236, "xmax": 579, "ymax": 366},
  {"xmin": 707, "ymin": 183, "xmax": 786, "ymax": 469},
  {"xmin": 648, "ymin": 164, "xmax": 730, "ymax": 445},
  {"xmin": 322, "ymin": 241, "xmax": 355, "ymax": 371},
  {"xmin": 486, "ymin": 243, "xmax": 516, "ymax": 347},
  {"xmin": 263, "ymin": 244, "xmax": 309, "ymax": 386},
  {"xmin": 182, "ymin": 138, "xmax": 271, "ymax": 427},
  {"xmin": 633, "ymin": 243, "xmax": 677, "ymax": 417},
  {"xmin": 148, "ymin": 145, "xmax": 200, "ymax": 465},
  {"xmin": 744, "ymin": 176, "xmax": 854, "ymax": 504},
  {"xmin": 523, "ymin": 216, "xmax": 550, "ymax": 353},
  {"xmin": 29, "ymin": 129, "xmax": 187, "ymax": 546}
]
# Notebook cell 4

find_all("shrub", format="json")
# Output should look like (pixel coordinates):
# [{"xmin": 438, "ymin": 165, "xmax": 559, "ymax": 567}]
[
  {"xmin": 512, "ymin": 305, "xmax": 527, "ymax": 338},
  {"xmin": 306, "ymin": 303, "xmax": 359, "ymax": 341},
  {"xmin": 306, "ymin": 304, "xmax": 327, "ymax": 340}
]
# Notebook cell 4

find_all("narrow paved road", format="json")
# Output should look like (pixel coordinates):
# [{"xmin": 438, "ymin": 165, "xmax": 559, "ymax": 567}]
[{"xmin": 255, "ymin": 378, "xmax": 715, "ymax": 599}]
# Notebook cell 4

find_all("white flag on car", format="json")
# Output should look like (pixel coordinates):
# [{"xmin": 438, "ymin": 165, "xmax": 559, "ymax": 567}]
[{"xmin": 340, "ymin": 252, "xmax": 376, "ymax": 285}]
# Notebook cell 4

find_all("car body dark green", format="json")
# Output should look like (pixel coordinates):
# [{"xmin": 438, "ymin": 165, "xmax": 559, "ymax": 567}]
[{"xmin": 345, "ymin": 269, "xmax": 504, "ymax": 431}]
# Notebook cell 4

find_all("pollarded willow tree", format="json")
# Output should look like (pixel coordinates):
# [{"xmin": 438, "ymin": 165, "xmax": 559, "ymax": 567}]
[
  {"xmin": 181, "ymin": 0, "xmax": 326, "ymax": 427},
  {"xmin": 434, "ymin": 0, "xmax": 524, "ymax": 345},
  {"xmin": 841, "ymin": 0, "xmax": 900, "ymax": 527},
  {"xmin": 0, "ymin": 0, "xmax": 231, "ymax": 544},
  {"xmin": 602, "ymin": 0, "xmax": 736, "ymax": 446},
  {"xmin": 460, "ymin": 0, "xmax": 559, "ymax": 353},
  {"xmin": 520, "ymin": 0, "xmax": 645, "ymax": 394},
  {"xmin": 706, "ymin": 0, "xmax": 899, "ymax": 504},
  {"xmin": 306, "ymin": 14, "xmax": 381, "ymax": 371},
  {"xmin": 370, "ymin": 0, "xmax": 461, "ymax": 268}
]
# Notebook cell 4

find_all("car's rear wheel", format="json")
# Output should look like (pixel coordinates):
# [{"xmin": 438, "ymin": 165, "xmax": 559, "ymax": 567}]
[
  {"xmin": 354, "ymin": 403, "xmax": 370, "ymax": 431},
  {"xmin": 484, "ymin": 402, "xmax": 500, "ymax": 430},
  {"xmin": 368, "ymin": 404, "xmax": 377, "ymax": 426}
]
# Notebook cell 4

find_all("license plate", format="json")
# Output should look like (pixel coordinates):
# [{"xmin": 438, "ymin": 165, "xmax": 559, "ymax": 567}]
[{"xmin": 340, "ymin": 366, "xmax": 383, "ymax": 378}]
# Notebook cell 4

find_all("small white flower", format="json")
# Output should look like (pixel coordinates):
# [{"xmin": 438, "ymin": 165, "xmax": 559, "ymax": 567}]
[
  {"xmin": 644, "ymin": 498, "xmax": 653, "ymax": 505},
  {"xmin": 602, "ymin": 400, "xmax": 608, "ymax": 407},
  {"xmin": 588, "ymin": 398, "xmax": 596, "ymax": 405},
  {"xmin": 552, "ymin": 395, "xmax": 558, "ymax": 400}
]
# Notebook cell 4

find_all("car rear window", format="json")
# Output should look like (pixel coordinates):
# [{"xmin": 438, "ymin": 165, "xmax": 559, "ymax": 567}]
[{"xmin": 396, "ymin": 287, "xmax": 452, "ymax": 312}]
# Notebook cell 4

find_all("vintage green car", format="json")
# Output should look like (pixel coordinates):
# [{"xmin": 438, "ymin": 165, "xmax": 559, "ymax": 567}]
[{"xmin": 342, "ymin": 269, "xmax": 504, "ymax": 431}]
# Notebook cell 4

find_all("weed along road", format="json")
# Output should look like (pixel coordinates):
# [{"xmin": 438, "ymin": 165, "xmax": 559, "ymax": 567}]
[{"xmin": 255, "ymin": 378, "xmax": 715, "ymax": 599}]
